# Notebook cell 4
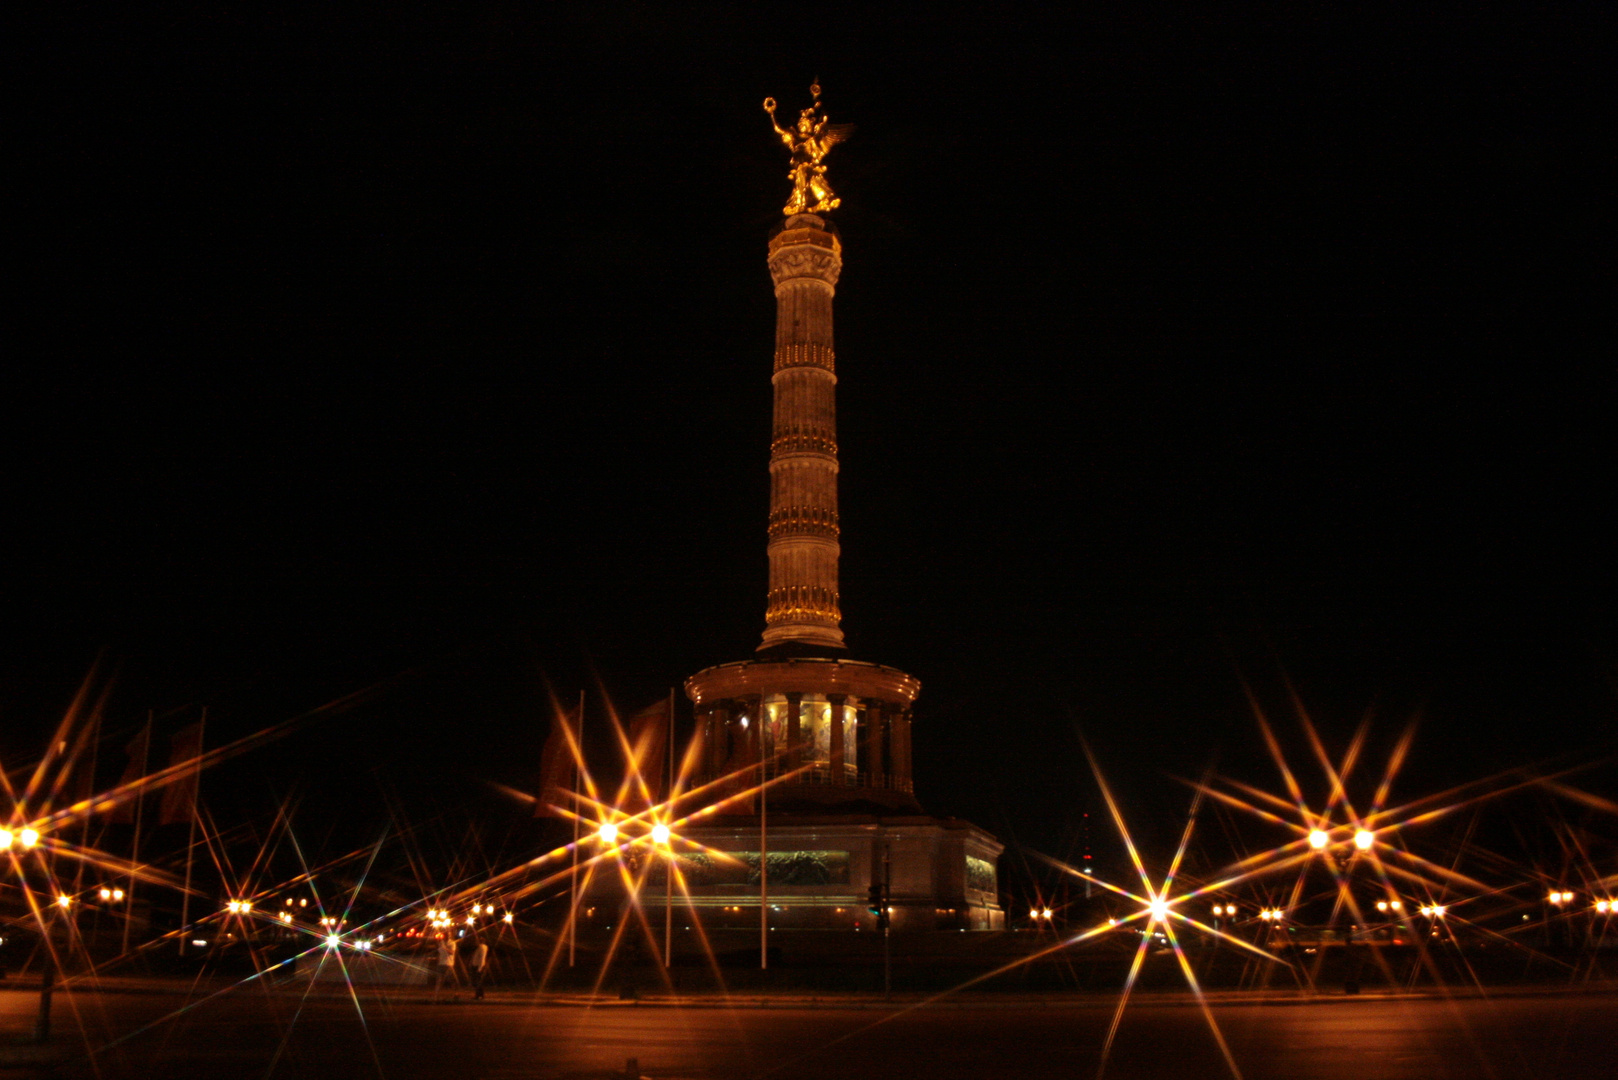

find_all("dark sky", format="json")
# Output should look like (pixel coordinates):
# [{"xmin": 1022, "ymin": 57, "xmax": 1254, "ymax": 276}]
[{"xmin": 9, "ymin": 6, "xmax": 1613, "ymax": 866}]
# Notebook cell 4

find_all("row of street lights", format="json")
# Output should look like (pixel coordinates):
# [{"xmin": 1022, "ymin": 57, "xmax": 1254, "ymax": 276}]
[
  {"xmin": 0, "ymin": 827, "xmax": 42, "ymax": 850},
  {"xmin": 1308, "ymin": 827, "xmax": 1375, "ymax": 851}
]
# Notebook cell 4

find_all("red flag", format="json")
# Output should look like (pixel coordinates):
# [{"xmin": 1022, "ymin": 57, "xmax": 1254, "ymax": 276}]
[
  {"xmin": 625, "ymin": 698, "xmax": 670, "ymax": 808},
  {"xmin": 159, "ymin": 721, "xmax": 205, "ymax": 825},
  {"xmin": 535, "ymin": 708, "xmax": 578, "ymax": 818},
  {"xmin": 109, "ymin": 724, "xmax": 151, "ymax": 824}
]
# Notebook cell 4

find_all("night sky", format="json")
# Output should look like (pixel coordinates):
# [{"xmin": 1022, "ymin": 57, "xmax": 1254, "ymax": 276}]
[{"xmin": 10, "ymin": 7, "xmax": 1613, "ymax": 871}]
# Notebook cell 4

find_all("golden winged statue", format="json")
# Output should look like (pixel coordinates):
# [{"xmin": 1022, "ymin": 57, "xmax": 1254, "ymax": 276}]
[{"xmin": 764, "ymin": 81, "xmax": 855, "ymax": 216}]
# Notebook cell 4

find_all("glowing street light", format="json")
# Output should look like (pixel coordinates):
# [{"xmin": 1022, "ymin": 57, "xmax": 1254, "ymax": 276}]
[
  {"xmin": 55, "ymin": 894, "xmax": 73, "ymax": 908},
  {"xmin": 1308, "ymin": 829, "xmax": 1329, "ymax": 850},
  {"xmin": 597, "ymin": 822, "xmax": 618, "ymax": 844},
  {"xmin": 1147, "ymin": 897, "xmax": 1170, "ymax": 923},
  {"xmin": 1595, "ymin": 900, "xmax": 1611, "ymax": 914},
  {"xmin": 324, "ymin": 934, "xmax": 341, "ymax": 949},
  {"xmin": 502, "ymin": 911, "xmax": 514, "ymax": 923},
  {"xmin": 1353, "ymin": 829, "xmax": 1374, "ymax": 851},
  {"xmin": 651, "ymin": 823, "xmax": 671, "ymax": 845}
]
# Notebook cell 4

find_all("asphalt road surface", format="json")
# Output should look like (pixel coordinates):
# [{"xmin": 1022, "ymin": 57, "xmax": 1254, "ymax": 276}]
[{"xmin": 2, "ymin": 987, "xmax": 1613, "ymax": 1079}]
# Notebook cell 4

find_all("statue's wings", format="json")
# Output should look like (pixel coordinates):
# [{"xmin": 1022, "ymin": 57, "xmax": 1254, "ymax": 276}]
[{"xmin": 820, "ymin": 123, "xmax": 856, "ymax": 151}]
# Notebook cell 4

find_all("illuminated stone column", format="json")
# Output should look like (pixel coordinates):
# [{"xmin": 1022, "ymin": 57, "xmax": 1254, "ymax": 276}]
[
  {"xmin": 892, "ymin": 707, "xmax": 913, "ymax": 793},
  {"xmin": 863, "ymin": 701, "xmax": 885, "ymax": 787},
  {"xmin": 828, "ymin": 692, "xmax": 847, "ymax": 782},
  {"xmin": 760, "ymin": 213, "xmax": 846, "ymax": 652}
]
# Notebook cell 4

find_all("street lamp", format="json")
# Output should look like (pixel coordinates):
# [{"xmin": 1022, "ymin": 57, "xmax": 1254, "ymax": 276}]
[
  {"xmin": 1308, "ymin": 829, "xmax": 1329, "ymax": 850},
  {"xmin": 3, "ymin": 823, "xmax": 59, "ymax": 1042},
  {"xmin": 597, "ymin": 823, "xmax": 618, "ymax": 844},
  {"xmin": 1353, "ymin": 829, "xmax": 1374, "ymax": 851},
  {"xmin": 0, "ymin": 827, "xmax": 42, "ymax": 851},
  {"xmin": 651, "ymin": 823, "xmax": 671, "ymax": 845}
]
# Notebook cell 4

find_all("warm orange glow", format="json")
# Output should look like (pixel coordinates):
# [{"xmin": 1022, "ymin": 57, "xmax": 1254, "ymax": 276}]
[
  {"xmin": 1353, "ymin": 829, "xmax": 1374, "ymax": 850},
  {"xmin": 1308, "ymin": 829, "xmax": 1329, "ymax": 849},
  {"xmin": 651, "ymin": 823, "xmax": 671, "ymax": 845},
  {"xmin": 597, "ymin": 822, "xmax": 618, "ymax": 844},
  {"xmin": 19, "ymin": 828, "xmax": 40, "ymax": 849}
]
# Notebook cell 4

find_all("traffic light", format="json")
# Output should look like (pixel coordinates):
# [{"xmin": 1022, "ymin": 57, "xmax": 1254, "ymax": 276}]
[{"xmin": 868, "ymin": 882, "xmax": 890, "ymax": 930}]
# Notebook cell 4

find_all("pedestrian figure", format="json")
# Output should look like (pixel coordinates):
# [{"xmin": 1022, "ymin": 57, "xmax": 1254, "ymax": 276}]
[
  {"xmin": 471, "ymin": 940, "xmax": 489, "ymax": 1000},
  {"xmin": 435, "ymin": 937, "xmax": 456, "ymax": 997}
]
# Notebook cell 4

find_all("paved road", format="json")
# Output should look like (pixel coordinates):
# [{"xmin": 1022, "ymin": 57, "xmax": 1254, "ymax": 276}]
[{"xmin": 2, "ymin": 987, "xmax": 1614, "ymax": 1079}]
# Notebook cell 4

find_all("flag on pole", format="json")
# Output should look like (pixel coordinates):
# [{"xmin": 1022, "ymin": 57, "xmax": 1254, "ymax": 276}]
[
  {"xmin": 159, "ymin": 721, "xmax": 205, "ymax": 825},
  {"xmin": 626, "ymin": 698, "xmax": 670, "ymax": 808},
  {"xmin": 109, "ymin": 724, "xmax": 151, "ymax": 823},
  {"xmin": 536, "ymin": 707, "xmax": 578, "ymax": 818}
]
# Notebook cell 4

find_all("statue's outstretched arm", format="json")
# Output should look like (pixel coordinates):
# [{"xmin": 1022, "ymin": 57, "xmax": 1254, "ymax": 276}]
[{"xmin": 763, "ymin": 98, "xmax": 791, "ymax": 140}]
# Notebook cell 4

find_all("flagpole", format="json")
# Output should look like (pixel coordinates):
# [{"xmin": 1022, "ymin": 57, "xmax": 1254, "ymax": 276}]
[
  {"xmin": 177, "ymin": 708, "xmax": 205, "ymax": 956},
  {"xmin": 664, "ymin": 686, "xmax": 674, "ymax": 968},
  {"xmin": 568, "ymin": 689, "xmax": 583, "ymax": 969},
  {"xmin": 122, "ymin": 712, "xmax": 151, "ymax": 956},
  {"xmin": 73, "ymin": 710, "xmax": 101, "ymax": 910},
  {"xmin": 760, "ymin": 733, "xmax": 768, "ymax": 972}
]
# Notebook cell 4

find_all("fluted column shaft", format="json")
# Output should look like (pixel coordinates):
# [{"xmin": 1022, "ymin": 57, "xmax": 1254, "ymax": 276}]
[{"xmin": 760, "ymin": 214, "xmax": 846, "ymax": 652}]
